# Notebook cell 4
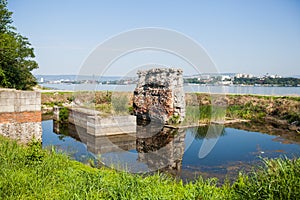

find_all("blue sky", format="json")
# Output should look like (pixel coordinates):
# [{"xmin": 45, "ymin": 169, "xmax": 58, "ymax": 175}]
[{"xmin": 7, "ymin": 0, "xmax": 300, "ymax": 76}]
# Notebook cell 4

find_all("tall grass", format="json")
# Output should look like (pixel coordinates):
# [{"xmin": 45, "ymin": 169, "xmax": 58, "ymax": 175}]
[
  {"xmin": 226, "ymin": 102, "xmax": 266, "ymax": 121},
  {"xmin": 0, "ymin": 135, "xmax": 299, "ymax": 199},
  {"xmin": 234, "ymin": 157, "xmax": 300, "ymax": 199},
  {"xmin": 184, "ymin": 105, "xmax": 226, "ymax": 125}
]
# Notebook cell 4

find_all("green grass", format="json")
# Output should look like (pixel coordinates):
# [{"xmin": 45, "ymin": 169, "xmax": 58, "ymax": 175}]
[
  {"xmin": 42, "ymin": 101, "xmax": 64, "ymax": 107},
  {"xmin": 41, "ymin": 91, "xmax": 74, "ymax": 95},
  {"xmin": 226, "ymin": 102, "xmax": 266, "ymax": 121},
  {"xmin": 0, "ymin": 135, "xmax": 299, "ymax": 199},
  {"xmin": 233, "ymin": 157, "xmax": 300, "ymax": 199}
]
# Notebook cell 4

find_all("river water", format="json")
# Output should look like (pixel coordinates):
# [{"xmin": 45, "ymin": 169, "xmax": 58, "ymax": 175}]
[
  {"xmin": 42, "ymin": 120, "xmax": 300, "ymax": 182},
  {"xmin": 41, "ymin": 83, "xmax": 300, "ymax": 96}
]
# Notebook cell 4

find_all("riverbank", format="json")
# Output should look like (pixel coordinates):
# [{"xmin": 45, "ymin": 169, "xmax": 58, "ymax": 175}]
[
  {"xmin": 41, "ymin": 91, "xmax": 300, "ymax": 133},
  {"xmin": 38, "ymin": 83, "xmax": 300, "ymax": 96},
  {"xmin": 0, "ymin": 135, "xmax": 299, "ymax": 199}
]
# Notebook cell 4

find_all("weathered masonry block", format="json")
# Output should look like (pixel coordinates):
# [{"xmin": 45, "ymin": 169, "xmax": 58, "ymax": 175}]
[
  {"xmin": 133, "ymin": 68, "xmax": 185, "ymax": 124},
  {"xmin": 0, "ymin": 89, "xmax": 42, "ymax": 143},
  {"xmin": 54, "ymin": 106, "xmax": 136, "ymax": 136}
]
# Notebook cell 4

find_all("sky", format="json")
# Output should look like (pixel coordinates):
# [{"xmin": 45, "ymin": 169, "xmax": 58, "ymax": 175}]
[{"xmin": 7, "ymin": 0, "xmax": 300, "ymax": 76}]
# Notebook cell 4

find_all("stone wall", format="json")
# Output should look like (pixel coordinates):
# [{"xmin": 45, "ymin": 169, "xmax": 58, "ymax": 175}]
[
  {"xmin": 0, "ymin": 89, "xmax": 42, "ymax": 143},
  {"xmin": 133, "ymin": 68, "xmax": 185, "ymax": 124},
  {"xmin": 87, "ymin": 115, "xmax": 136, "ymax": 136},
  {"xmin": 54, "ymin": 106, "xmax": 136, "ymax": 136}
]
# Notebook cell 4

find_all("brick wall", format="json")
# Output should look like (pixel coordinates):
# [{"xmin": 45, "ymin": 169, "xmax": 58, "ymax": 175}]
[{"xmin": 0, "ymin": 89, "xmax": 42, "ymax": 143}]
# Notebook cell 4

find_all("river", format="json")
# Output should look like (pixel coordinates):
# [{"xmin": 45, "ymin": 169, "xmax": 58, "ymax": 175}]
[{"xmin": 41, "ymin": 83, "xmax": 300, "ymax": 96}]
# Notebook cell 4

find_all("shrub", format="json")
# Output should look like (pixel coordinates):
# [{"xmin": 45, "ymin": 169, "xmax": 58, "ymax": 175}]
[{"xmin": 59, "ymin": 107, "xmax": 69, "ymax": 123}]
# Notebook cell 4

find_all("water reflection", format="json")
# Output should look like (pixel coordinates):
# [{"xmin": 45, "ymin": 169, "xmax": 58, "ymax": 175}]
[
  {"xmin": 54, "ymin": 120, "xmax": 136, "ymax": 154},
  {"xmin": 45, "ymin": 119, "xmax": 300, "ymax": 182},
  {"xmin": 136, "ymin": 121, "xmax": 186, "ymax": 172},
  {"xmin": 53, "ymin": 120, "xmax": 186, "ymax": 173},
  {"xmin": 190, "ymin": 125, "xmax": 225, "ymax": 139}
]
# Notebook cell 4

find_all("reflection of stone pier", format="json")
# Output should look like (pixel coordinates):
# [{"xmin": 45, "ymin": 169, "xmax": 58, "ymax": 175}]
[
  {"xmin": 53, "ymin": 104, "xmax": 186, "ymax": 173},
  {"xmin": 136, "ymin": 122, "xmax": 186, "ymax": 171},
  {"xmin": 53, "ymin": 118, "xmax": 186, "ymax": 173},
  {"xmin": 53, "ymin": 121, "xmax": 136, "ymax": 154}
]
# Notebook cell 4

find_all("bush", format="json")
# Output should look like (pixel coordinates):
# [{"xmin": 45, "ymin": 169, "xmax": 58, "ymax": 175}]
[
  {"xmin": 112, "ymin": 94, "xmax": 130, "ymax": 114},
  {"xmin": 59, "ymin": 107, "xmax": 69, "ymax": 123}
]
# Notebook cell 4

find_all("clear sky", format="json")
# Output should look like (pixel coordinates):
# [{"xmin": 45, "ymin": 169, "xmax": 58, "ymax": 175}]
[{"xmin": 7, "ymin": 0, "xmax": 300, "ymax": 76}]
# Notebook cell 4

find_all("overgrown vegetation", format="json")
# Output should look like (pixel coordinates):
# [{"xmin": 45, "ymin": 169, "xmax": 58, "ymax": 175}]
[
  {"xmin": 183, "ymin": 93, "xmax": 300, "ymax": 126},
  {"xmin": 41, "ymin": 91, "xmax": 299, "ymax": 126},
  {"xmin": 58, "ymin": 107, "xmax": 69, "ymax": 123},
  {"xmin": 226, "ymin": 103, "xmax": 266, "ymax": 122},
  {"xmin": 0, "ymin": 135, "xmax": 299, "ymax": 199},
  {"xmin": 41, "ymin": 91, "xmax": 132, "ymax": 117}
]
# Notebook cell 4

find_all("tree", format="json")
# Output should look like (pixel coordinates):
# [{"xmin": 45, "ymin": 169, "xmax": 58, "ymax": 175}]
[{"xmin": 0, "ymin": 0, "xmax": 38, "ymax": 90}]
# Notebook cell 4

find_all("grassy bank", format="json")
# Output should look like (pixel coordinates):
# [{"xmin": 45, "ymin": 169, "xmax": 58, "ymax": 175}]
[
  {"xmin": 41, "ymin": 91, "xmax": 300, "ymax": 127},
  {"xmin": 1, "ymin": 135, "xmax": 299, "ymax": 199},
  {"xmin": 184, "ymin": 93, "xmax": 300, "ymax": 126}
]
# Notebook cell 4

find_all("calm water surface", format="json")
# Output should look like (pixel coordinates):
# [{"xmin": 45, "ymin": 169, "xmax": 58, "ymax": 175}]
[{"xmin": 42, "ymin": 120, "xmax": 300, "ymax": 181}]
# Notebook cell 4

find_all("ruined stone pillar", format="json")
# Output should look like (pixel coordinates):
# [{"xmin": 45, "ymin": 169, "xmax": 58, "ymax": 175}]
[{"xmin": 133, "ymin": 68, "xmax": 185, "ymax": 124}]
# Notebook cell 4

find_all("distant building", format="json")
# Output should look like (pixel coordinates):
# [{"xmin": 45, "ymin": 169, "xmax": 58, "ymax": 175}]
[
  {"xmin": 235, "ymin": 73, "xmax": 253, "ymax": 78},
  {"xmin": 221, "ymin": 75, "xmax": 231, "ymax": 81},
  {"xmin": 201, "ymin": 75, "xmax": 210, "ymax": 80}
]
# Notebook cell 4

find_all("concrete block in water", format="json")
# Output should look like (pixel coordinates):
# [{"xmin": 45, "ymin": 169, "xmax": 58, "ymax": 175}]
[{"xmin": 87, "ymin": 115, "xmax": 136, "ymax": 136}]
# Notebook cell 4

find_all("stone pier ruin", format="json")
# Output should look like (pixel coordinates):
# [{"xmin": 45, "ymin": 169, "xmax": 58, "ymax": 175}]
[{"xmin": 133, "ymin": 68, "xmax": 185, "ymax": 124}]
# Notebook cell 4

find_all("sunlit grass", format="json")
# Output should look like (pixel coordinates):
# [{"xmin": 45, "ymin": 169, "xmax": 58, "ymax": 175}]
[{"xmin": 0, "ymin": 135, "xmax": 299, "ymax": 199}]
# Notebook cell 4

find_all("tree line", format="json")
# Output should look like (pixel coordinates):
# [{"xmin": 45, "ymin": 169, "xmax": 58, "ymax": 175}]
[
  {"xmin": 233, "ymin": 77, "xmax": 300, "ymax": 86},
  {"xmin": 0, "ymin": 0, "xmax": 38, "ymax": 90}
]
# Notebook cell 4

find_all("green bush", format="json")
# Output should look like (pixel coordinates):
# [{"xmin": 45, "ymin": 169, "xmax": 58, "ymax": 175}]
[
  {"xmin": 226, "ymin": 103, "xmax": 266, "ymax": 121},
  {"xmin": 283, "ymin": 112, "xmax": 300, "ymax": 125},
  {"xmin": 112, "ymin": 94, "xmax": 129, "ymax": 115},
  {"xmin": 58, "ymin": 107, "xmax": 69, "ymax": 123}
]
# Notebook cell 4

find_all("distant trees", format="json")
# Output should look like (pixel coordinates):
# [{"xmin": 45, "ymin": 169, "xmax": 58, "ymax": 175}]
[
  {"xmin": 0, "ymin": 0, "xmax": 38, "ymax": 90},
  {"xmin": 184, "ymin": 76, "xmax": 300, "ymax": 86},
  {"xmin": 233, "ymin": 77, "xmax": 300, "ymax": 86}
]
